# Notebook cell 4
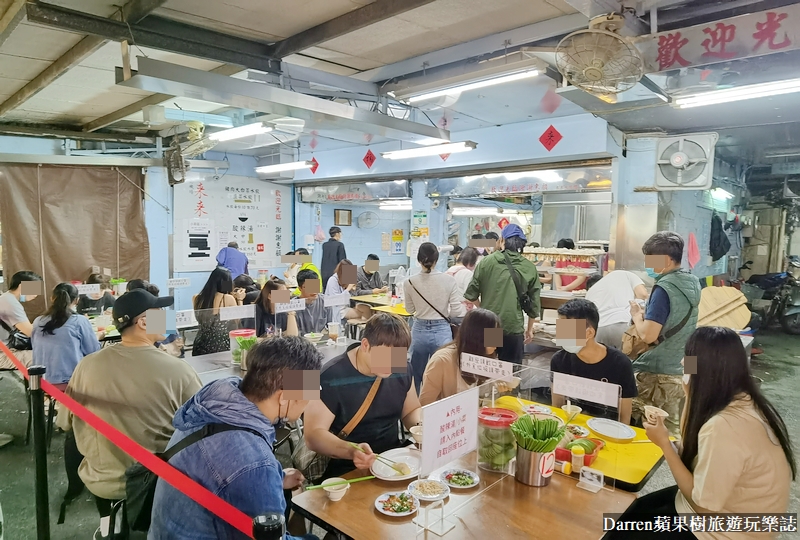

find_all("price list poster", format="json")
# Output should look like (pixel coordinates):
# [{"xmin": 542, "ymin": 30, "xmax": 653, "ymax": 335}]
[{"xmin": 174, "ymin": 175, "xmax": 292, "ymax": 273}]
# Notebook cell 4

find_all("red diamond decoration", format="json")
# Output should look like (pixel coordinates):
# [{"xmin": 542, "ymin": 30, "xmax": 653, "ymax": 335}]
[
  {"xmin": 310, "ymin": 157, "xmax": 319, "ymax": 174},
  {"xmin": 363, "ymin": 149, "xmax": 376, "ymax": 169},
  {"xmin": 440, "ymin": 153, "xmax": 451, "ymax": 161},
  {"xmin": 309, "ymin": 137, "xmax": 318, "ymax": 150},
  {"xmin": 539, "ymin": 125, "xmax": 563, "ymax": 152}
]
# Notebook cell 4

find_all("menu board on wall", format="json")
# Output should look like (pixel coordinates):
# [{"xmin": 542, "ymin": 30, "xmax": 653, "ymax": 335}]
[{"xmin": 173, "ymin": 174, "xmax": 291, "ymax": 273}]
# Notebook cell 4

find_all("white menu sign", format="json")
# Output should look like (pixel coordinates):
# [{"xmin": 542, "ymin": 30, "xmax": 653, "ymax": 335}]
[
  {"xmin": 219, "ymin": 304, "xmax": 256, "ymax": 322},
  {"xmin": 167, "ymin": 278, "xmax": 191, "ymax": 289},
  {"xmin": 76, "ymin": 284, "xmax": 100, "ymax": 295},
  {"xmin": 420, "ymin": 387, "xmax": 479, "ymax": 477},
  {"xmin": 551, "ymin": 372, "xmax": 620, "ymax": 408},
  {"xmin": 323, "ymin": 293, "xmax": 351, "ymax": 308},
  {"xmin": 460, "ymin": 353, "xmax": 514, "ymax": 380},
  {"xmin": 274, "ymin": 298, "xmax": 306, "ymax": 314},
  {"xmin": 174, "ymin": 309, "xmax": 197, "ymax": 327}
]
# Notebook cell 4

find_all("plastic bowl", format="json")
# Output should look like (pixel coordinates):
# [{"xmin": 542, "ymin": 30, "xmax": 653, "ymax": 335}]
[
  {"xmin": 321, "ymin": 478, "xmax": 350, "ymax": 501},
  {"xmin": 409, "ymin": 426, "xmax": 423, "ymax": 444}
]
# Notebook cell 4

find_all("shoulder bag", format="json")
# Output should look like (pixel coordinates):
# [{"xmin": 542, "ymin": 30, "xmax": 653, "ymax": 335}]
[
  {"xmin": 0, "ymin": 317, "xmax": 32, "ymax": 351},
  {"xmin": 292, "ymin": 377, "xmax": 381, "ymax": 482},
  {"xmin": 502, "ymin": 251, "xmax": 536, "ymax": 317},
  {"xmin": 621, "ymin": 292, "xmax": 694, "ymax": 360},
  {"xmin": 125, "ymin": 423, "xmax": 267, "ymax": 531},
  {"xmin": 408, "ymin": 280, "xmax": 459, "ymax": 338}
]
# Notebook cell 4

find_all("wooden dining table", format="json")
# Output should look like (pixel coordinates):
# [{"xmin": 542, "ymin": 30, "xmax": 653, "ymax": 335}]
[{"xmin": 292, "ymin": 452, "xmax": 635, "ymax": 540}]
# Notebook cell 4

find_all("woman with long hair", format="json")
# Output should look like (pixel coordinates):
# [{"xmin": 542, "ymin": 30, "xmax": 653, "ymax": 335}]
[
  {"xmin": 191, "ymin": 267, "xmax": 244, "ymax": 356},
  {"xmin": 76, "ymin": 273, "xmax": 116, "ymax": 316},
  {"xmin": 605, "ymin": 326, "xmax": 795, "ymax": 540},
  {"xmin": 404, "ymin": 242, "xmax": 466, "ymax": 394},
  {"xmin": 419, "ymin": 308, "xmax": 501, "ymax": 406},
  {"xmin": 324, "ymin": 259, "xmax": 362, "ymax": 323},
  {"xmin": 31, "ymin": 283, "xmax": 101, "ymax": 384},
  {"xmin": 253, "ymin": 278, "xmax": 298, "ymax": 337}
]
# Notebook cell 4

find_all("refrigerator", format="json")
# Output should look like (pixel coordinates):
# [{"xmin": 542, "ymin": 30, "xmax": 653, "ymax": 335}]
[{"xmin": 540, "ymin": 192, "xmax": 612, "ymax": 248}]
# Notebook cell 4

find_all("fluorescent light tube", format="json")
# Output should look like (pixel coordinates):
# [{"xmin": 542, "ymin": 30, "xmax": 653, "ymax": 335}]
[
  {"xmin": 674, "ymin": 78, "xmax": 800, "ymax": 109},
  {"xmin": 381, "ymin": 141, "xmax": 477, "ymax": 160},
  {"xmin": 210, "ymin": 122, "xmax": 273, "ymax": 142},
  {"xmin": 451, "ymin": 208, "xmax": 518, "ymax": 217},
  {"xmin": 407, "ymin": 70, "xmax": 539, "ymax": 103},
  {"xmin": 711, "ymin": 188, "xmax": 734, "ymax": 200},
  {"xmin": 255, "ymin": 160, "xmax": 314, "ymax": 174}
]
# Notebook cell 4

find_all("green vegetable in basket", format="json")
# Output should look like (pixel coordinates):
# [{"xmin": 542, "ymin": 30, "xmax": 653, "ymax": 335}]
[
  {"xmin": 511, "ymin": 415, "xmax": 567, "ymax": 454},
  {"xmin": 236, "ymin": 336, "xmax": 259, "ymax": 351},
  {"xmin": 566, "ymin": 438, "xmax": 597, "ymax": 453}
]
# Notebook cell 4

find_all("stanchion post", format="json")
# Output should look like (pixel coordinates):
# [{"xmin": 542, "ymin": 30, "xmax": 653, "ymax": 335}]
[
  {"xmin": 252, "ymin": 513, "xmax": 285, "ymax": 539},
  {"xmin": 28, "ymin": 366, "xmax": 50, "ymax": 540}
]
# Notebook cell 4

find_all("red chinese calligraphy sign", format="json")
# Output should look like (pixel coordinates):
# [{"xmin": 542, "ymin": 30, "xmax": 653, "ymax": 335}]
[
  {"xmin": 657, "ymin": 32, "xmax": 691, "ymax": 70},
  {"xmin": 539, "ymin": 125, "xmax": 562, "ymax": 152},
  {"xmin": 753, "ymin": 12, "xmax": 791, "ymax": 51},
  {"xmin": 363, "ymin": 150, "xmax": 376, "ymax": 169},
  {"xmin": 702, "ymin": 23, "xmax": 736, "ymax": 59}
]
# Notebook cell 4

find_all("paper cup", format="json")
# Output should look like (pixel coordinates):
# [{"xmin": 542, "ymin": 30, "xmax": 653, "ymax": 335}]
[
  {"xmin": 409, "ymin": 426, "xmax": 423, "ymax": 445},
  {"xmin": 322, "ymin": 478, "xmax": 350, "ymax": 501},
  {"xmin": 644, "ymin": 406, "xmax": 669, "ymax": 424},
  {"xmin": 561, "ymin": 404, "xmax": 582, "ymax": 418}
]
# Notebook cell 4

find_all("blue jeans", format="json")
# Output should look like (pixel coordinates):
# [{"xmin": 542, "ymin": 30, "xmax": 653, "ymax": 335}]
[{"xmin": 410, "ymin": 319, "xmax": 452, "ymax": 394}]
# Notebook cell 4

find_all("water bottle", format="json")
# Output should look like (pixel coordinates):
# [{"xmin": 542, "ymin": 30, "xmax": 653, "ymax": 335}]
[{"xmin": 253, "ymin": 513, "xmax": 285, "ymax": 539}]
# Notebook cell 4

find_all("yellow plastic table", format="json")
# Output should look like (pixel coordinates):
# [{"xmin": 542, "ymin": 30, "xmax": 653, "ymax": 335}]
[
  {"xmin": 371, "ymin": 304, "xmax": 410, "ymax": 317},
  {"xmin": 495, "ymin": 395, "xmax": 665, "ymax": 492},
  {"xmin": 350, "ymin": 294, "xmax": 390, "ymax": 306}
]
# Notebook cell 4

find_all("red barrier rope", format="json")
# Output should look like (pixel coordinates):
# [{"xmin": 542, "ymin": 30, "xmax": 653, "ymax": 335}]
[{"xmin": 0, "ymin": 341, "xmax": 255, "ymax": 537}]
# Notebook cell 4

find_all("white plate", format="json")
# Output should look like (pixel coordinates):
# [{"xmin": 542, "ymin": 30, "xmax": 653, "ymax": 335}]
[
  {"xmin": 439, "ymin": 469, "xmax": 480, "ymax": 489},
  {"xmin": 374, "ymin": 491, "xmax": 419, "ymax": 517},
  {"xmin": 370, "ymin": 447, "xmax": 421, "ymax": 481},
  {"xmin": 407, "ymin": 479, "xmax": 450, "ymax": 501},
  {"xmin": 586, "ymin": 418, "xmax": 636, "ymax": 443},
  {"xmin": 524, "ymin": 404, "xmax": 552, "ymax": 415}
]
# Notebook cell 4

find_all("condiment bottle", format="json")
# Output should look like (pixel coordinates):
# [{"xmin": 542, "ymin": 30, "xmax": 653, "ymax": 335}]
[
  {"xmin": 570, "ymin": 446, "xmax": 585, "ymax": 472},
  {"xmin": 555, "ymin": 460, "xmax": 572, "ymax": 475}
]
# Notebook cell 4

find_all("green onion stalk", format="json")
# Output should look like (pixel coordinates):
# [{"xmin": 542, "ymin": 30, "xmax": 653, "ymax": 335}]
[{"xmin": 510, "ymin": 415, "xmax": 566, "ymax": 453}]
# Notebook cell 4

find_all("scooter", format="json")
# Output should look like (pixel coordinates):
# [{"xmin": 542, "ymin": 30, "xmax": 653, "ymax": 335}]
[{"xmin": 738, "ymin": 257, "xmax": 800, "ymax": 334}]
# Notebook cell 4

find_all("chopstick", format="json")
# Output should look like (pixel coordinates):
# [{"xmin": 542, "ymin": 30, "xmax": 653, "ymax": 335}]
[
  {"xmin": 306, "ymin": 476, "xmax": 375, "ymax": 490},
  {"xmin": 347, "ymin": 442, "xmax": 402, "ymax": 469}
]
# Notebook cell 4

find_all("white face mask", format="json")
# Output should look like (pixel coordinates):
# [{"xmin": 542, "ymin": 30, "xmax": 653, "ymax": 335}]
[
  {"xmin": 682, "ymin": 374, "xmax": 691, "ymax": 385},
  {"xmin": 562, "ymin": 344, "xmax": 583, "ymax": 354}
]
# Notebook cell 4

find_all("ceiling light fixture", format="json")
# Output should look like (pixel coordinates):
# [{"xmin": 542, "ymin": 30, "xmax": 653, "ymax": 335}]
[
  {"xmin": 381, "ymin": 141, "xmax": 477, "ymax": 160},
  {"xmin": 673, "ymin": 78, "xmax": 800, "ymax": 109},
  {"xmin": 406, "ymin": 70, "xmax": 539, "ymax": 103},
  {"xmin": 379, "ymin": 203, "xmax": 412, "ymax": 211},
  {"xmin": 254, "ymin": 160, "xmax": 314, "ymax": 174},
  {"xmin": 764, "ymin": 150, "xmax": 800, "ymax": 159},
  {"xmin": 451, "ymin": 207, "xmax": 519, "ymax": 217},
  {"xmin": 210, "ymin": 122, "xmax": 273, "ymax": 142},
  {"xmin": 711, "ymin": 188, "xmax": 734, "ymax": 200}
]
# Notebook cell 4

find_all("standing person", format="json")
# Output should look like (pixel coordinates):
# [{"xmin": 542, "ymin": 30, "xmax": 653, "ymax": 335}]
[
  {"xmin": 295, "ymin": 269, "xmax": 328, "ymax": 334},
  {"xmin": 464, "ymin": 224, "xmax": 541, "ymax": 364},
  {"xmin": 585, "ymin": 271, "xmax": 649, "ymax": 349},
  {"xmin": 325, "ymin": 259, "xmax": 360, "ymax": 322},
  {"xmin": 0, "ymin": 270, "xmax": 41, "ymax": 370},
  {"xmin": 553, "ymin": 238, "xmax": 590, "ymax": 291},
  {"xmin": 485, "ymin": 231, "xmax": 501, "ymax": 254},
  {"xmin": 445, "ymin": 247, "xmax": 479, "ymax": 297},
  {"xmin": 321, "ymin": 226, "xmax": 347, "ymax": 287},
  {"xmin": 303, "ymin": 313, "xmax": 420, "ymax": 481},
  {"xmin": 355, "ymin": 254, "xmax": 388, "ymax": 296},
  {"xmin": 419, "ymin": 308, "xmax": 501, "ymax": 406},
  {"xmin": 283, "ymin": 250, "xmax": 300, "ymax": 288},
  {"xmin": 58, "ymin": 289, "xmax": 202, "ymax": 540},
  {"xmin": 192, "ymin": 267, "xmax": 245, "ymax": 356},
  {"xmin": 32, "ymin": 283, "xmax": 101, "ymax": 384},
  {"xmin": 295, "ymin": 248, "xmax": 322, "ymax": 293},
  {"xmin": 149, "ymin": 337, "xmax": 322, "ymax": 540},
  {"xmin": 254, "ymin": 279, "xmax": 299, "ymax": 337},
  {"xmin": 76, "ymin": 273, "xmax": 116, "ymax": 317},
  {"xmin": 629, "ymin": 231, "xmax": 700, "ymax": 437},
  {"xmin": 604, "ymin": 327, "xmax": 795, "ymax": 540},
  {"xmin": 215, "ymin": 241, "xmax": 249, "ymax": 279},
  {"xmin": 403, "ymin": 243, "xmax": 466, "ymax": 393}
]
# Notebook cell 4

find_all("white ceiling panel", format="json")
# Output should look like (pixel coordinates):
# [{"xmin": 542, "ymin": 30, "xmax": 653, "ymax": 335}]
[
  {"xmin": 52, "ymin": 66, "xmax": 151, "ymax": 96},
  {"xmin": 0, "ymin": 22, "xmax": 85, "ymax": 62},
  {"xmin": 43, "ymin": 0, "xmax": 124, "ymax": 18},
  {"xmin": 0, "ymin": 54, "xmax": 52, "ymax": 79}
]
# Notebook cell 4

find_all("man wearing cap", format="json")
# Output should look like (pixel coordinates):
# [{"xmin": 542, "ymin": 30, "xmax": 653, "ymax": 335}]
[
  {"xmin": 464, "ymin": 224, "xmax": 541, "ymax": 363},
  {"xmin": 58, "ymin": 289, "xmax": 202, "ymax": 540}
]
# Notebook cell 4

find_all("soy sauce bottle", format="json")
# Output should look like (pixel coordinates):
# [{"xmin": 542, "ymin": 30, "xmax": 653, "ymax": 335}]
[
  {"xmin": 253, "ymin": 513, "xmax": 285, "ymax": 540},
  {"xmin": 391, "ymin": 283, "xmax": 396, "ymax": 296}
]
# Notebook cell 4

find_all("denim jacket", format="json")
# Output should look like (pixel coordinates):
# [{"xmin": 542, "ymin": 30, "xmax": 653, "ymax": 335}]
[{"xmin": 148, "ymin": 377, "xmax": 306, "ymax": 540}]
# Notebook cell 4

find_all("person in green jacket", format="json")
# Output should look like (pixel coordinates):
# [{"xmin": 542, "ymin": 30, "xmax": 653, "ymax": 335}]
[
  {"xmin": 629, "ymin": 231, "xmax": 701, "ymax": 438},
  {"xmin": 464, "ymin": 224, "xmax": 541, "ymax": 364},
  {"xmin": 293, "ymin": 248, "xmax": 322, "ymax": 294}
]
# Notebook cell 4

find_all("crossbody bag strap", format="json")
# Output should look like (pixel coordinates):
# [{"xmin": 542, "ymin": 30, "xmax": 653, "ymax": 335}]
[
  {"xmin": 655, "ymin": 285, "xmax": 694, "ymax": 343},
  {"xmin": 502, "ymin": 251, "xmax": 527, "ymax": 302},
  {"xmin": 338, "ymin": 377, "xmax": 382, "ymax": 439},
  {"xmin": 409, "ymin": 279, "xmax": 452, "ymax": 323},
  {"xmin": 162, "ymin": 423, "xmax": 269, "ymax": 462}
]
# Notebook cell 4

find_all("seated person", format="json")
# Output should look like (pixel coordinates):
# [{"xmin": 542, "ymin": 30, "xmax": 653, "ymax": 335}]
[
  {"xmin": 149, "ymin": 336, "xmax": 322, "ymax": 540},
  {"xmin": 356, "ymin": 254, "xmax": 388, "ymax": 296},
  {"xmin": 585, "ymin": 270, "xmax": 648, "ymax": 350},
  {"xmin": 553, "ymin": 238, "xmax": 590, "ymax": 291},
  {"xmin": 234, "ymin": 274, "xmax": 261, "ymax": 305},
  {"xmin": 0, "ymin": 270, "xmax": 42, "ymax": 370},
  {"xmin": 550, "ymin": 299, "xmax": 637, "ymax": 424},
  {"xmin": 295, "ymin": 249, "xmax": 322, "ymax": 294},
  {"xmin": 76, "ymin": 273, "xmax": 116, "ymax": 317},
  {"xmin": 295, "ymin": 269, "xmax": 327, "ymax": 335},
  {"xmin": 254, "ymin": 279, "xmax": 299, "ymax": 337},
  {"xmin": 420, "ymin": 308, "xmax": 501, "ymax": 406},
  {"xmin": 59, "ymin": 289, "xmax": 202, "ymax": 540},
  {"xmin": 325, "ymin": 260, "xmax": 360, "ymax": 322},
  {"xmin": 303, "ymin": 313, "xmax": 420, "ymax": 480}
]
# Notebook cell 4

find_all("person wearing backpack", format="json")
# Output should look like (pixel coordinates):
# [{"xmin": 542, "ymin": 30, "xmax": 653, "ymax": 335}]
[{"xmin": 464, "ymin": 224, "xmax": 541, "ymax": 364}]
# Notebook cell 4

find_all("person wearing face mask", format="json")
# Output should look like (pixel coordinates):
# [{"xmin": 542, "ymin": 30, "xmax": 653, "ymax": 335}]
[
  {"xmin": 58, "ymin": 289, "xmax": 202, "ymax": 540},
  {"xmin": 303, "ymin": 313, "xmax": 421, "ymax": 481},
  {"xmin": 628, "ymin": 231, "xmax": 701, "ymax": 438},
  {"xmin": 149, "ymin": 337, "xmax": 323, "ymax": 540},
  {"xmin": 0, "ymin": 270, "xmax": 42, "ymax": 372},
  {"xmin": 31, "ymin": 283, "xmax": 101, "ymax": 384},
  {"xmin": 550, "ymin": 299, "xmax": 637, "ymax": 424}
]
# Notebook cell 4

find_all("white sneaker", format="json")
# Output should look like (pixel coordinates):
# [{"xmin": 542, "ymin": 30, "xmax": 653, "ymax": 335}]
[{"xmin": 93, "ymin": 527, "xmax": 108, "ymax": 540}]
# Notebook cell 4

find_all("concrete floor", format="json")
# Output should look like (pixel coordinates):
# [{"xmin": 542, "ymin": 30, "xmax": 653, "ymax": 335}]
[{"xmin": 1, "ymin": 329, "xmax": 798, "ymax": 539}]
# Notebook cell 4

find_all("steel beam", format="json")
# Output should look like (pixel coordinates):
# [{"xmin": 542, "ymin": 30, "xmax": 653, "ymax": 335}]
[
  {"xmin": 0, "ymin": 0, "xmax": 25, "ymax": 47},
  {"xmin": 25, "ymin": 2, "xmax": 279, "ymax": 74},
  {"xmin": 0, "ymin": 0, "xmax": 167, "ymax": 116},
  {"xmin": 269, "ymin": 0, "xmax": 438, "ymax": 58},
  {"xmin": 355, "ymin": 13, "xmax": 588, "ymax": 82},
  {"xmin": 83, "ymin": 64, "xmax": 242, "ymax": 132},
  {"xmin": 561, "ymin": 0, "xmax": 648, "ymax": 36},
  {"xmin": 0, "ymin": 123, "xmax": 152, "ymax": 143},
  {"xmin": 117, "ymin": 57, "xmax": 449, "ymax": 145},
  {"xmin": 0, "ymin": 153, "xmax": 229, "ymax": 168}
]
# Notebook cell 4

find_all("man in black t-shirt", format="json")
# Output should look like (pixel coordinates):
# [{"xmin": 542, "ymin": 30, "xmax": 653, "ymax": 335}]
[
  {"xmin": 550, "ymin": 299, "xmax": 638, "ymax": 424},
  {"xmin": 302, "ymin": 313, "xmax": 420, "ymax": 480}
]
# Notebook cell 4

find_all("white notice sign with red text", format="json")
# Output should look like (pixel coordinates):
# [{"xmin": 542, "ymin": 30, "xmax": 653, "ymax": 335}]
[
  {"xmin": 551, "ymin": 372, "xmax": 620, "ymax": 408},
  {"xmin": 420, "ymin": 387, "xmax": 479, "ymax": 477},
  {"xmin": 460, "ymin": 353, "xmax": 514, "ymax": 381}
]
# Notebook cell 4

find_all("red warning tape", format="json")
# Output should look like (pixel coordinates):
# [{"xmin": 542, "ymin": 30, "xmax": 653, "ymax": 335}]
[{"xmin": 0, "ymin": 341, "xmax": 254, "ymax": 537}]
